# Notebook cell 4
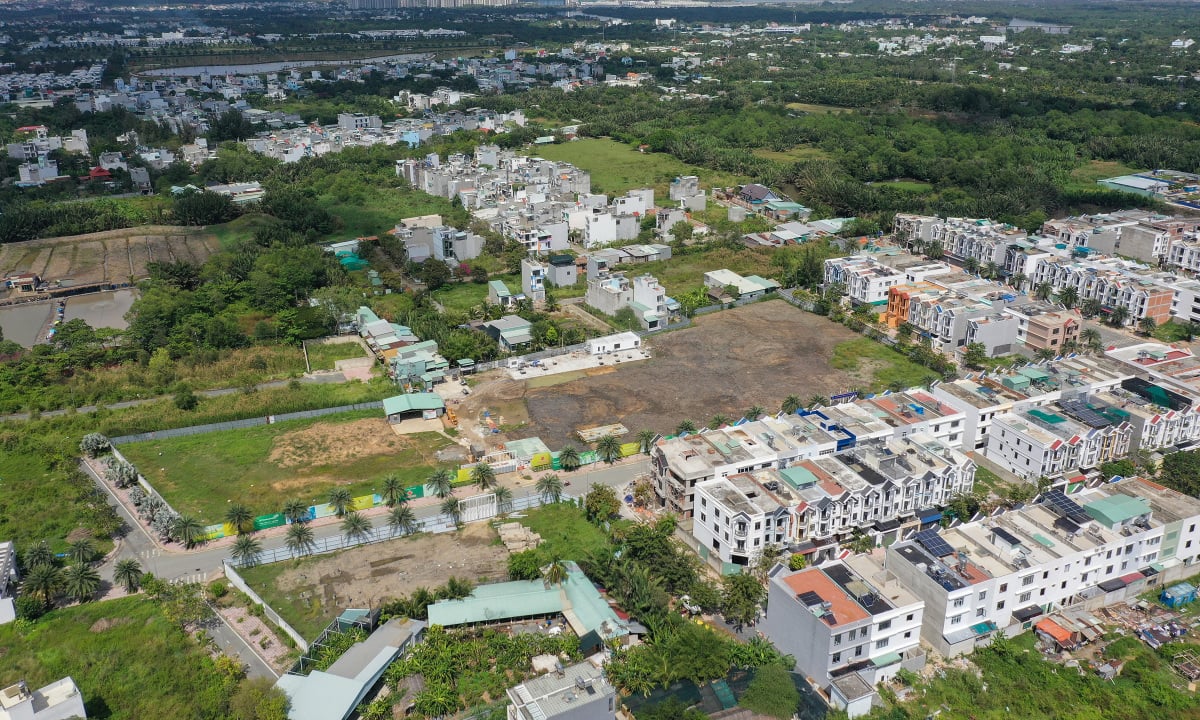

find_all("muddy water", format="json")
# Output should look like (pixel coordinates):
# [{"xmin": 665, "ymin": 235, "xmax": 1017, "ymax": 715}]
[
  {"xmin": 64, "ymin": 289, "xmax": 137, "ymax": 331},
  {"xmin": 0, "ymin": 302, "xmax": 52, "ymax": 347}
]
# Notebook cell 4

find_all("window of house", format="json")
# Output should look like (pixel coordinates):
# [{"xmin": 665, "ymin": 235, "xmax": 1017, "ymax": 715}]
[
  {"xmin": 832, "ymin": 652, "xmax": 841, "ymax": 663},
  {"xmin": 999, "ymin": 583, "xmax": 1008, "ymax": 593},
  {"xmin": 906, "ymin": 613, "xmax": 914, "ymax": 622},
  {"xmin": 876, "ymin": 638, "xmax": 889, "ymax": 649},
  {"xmin": 834, "ymin": 634, "xmax": 842, "ymax": 646},
  {"xmin": 878, "ymin": 620, "xmax": 891, "ymax": 631},
  {"xmin": 904, "ymin": 631, "xmax": 912, "ymax": 639},
  {"xmin": 855, "ymin": 645, "xmax": 864, "ymax": 657},
  {"xmin": 1022, "ymin": 575, "xmax": 1034, "ymax": 587},
  {"xmin": 997, "ymin": 601, "xmax": 1005, "ymax": 610},
  {"xmin": 950, "ymin": 615, "xmax": 963, "ymax": 625},
  {"xmin": 1019, "ymin": 591, "xmax": 1031, "ymax": 603},
  {"xmin": 953, "ymin": 598, "xmax": 965, "ymax": 608}
]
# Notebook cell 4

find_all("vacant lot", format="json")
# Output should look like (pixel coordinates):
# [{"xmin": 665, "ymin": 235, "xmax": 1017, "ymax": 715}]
[
  {"xmin": 238, "ymin": 523, "xmax": 507, "ymax": 640},
  {"xmin": 830, "ymin": 338, "xmax": 940, "ymax": 390},
  {"xmin": 120, "ymin": 411, "xmax": 454, "ymax": 521},
  {"xmin": 464, "ymin": 300, "xmax": 878, "ymax": 448},
  {"xmin": 0, "ymin": 226, "xmax": 218, "ymax": 288},
  {"xmin": 527, "ymin": 138, "xmax": 744, "ymax": 197},
  {"xmin": 0, "ymin": 597, "xmax": 230, "ymax": 720},
  {"xmin": 627, "ymin": 245, "xmax": 781, "ymax": 297}
]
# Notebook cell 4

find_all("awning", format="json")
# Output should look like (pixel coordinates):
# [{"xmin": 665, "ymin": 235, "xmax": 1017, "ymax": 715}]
[
  {"xmin": 873, "ymin": 518, "xmax": 901, "ymax": 532},
  {"xmin": 1098, "ymin": 578, "xmax": 1127, "ymax": 592},
  {"xmin": 1014, "ymin": 605, "xmax": 1044, "ymax": 622},
  {"xmin": 870, "ymin": 652, "xmax": 903, "ymax": 668},
  {"xmin": 918, "ymin": 509, "xmax": 943, "ymax": 523},
  {"xmin": 1141, "ymin": 566, "xmax": 1160, "ymax": 577}
]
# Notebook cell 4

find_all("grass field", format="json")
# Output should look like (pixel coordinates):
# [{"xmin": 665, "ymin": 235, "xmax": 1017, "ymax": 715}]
[
  {"xmin": 119, "ymin": 410, "xmax": 455, "ymax": 521},
  {"xmin": 204, "ymin": 214, "xmax": 279, "ymax": 249},
  {"xmin": 303, "ymin": 340, "xmax": 369, "ymax": 371},
  {"xmin": 752, "ymin": 146, "xmax": 831, "ymax": 163},
  {"xmin": 628, "ymin": 246, "xmax": 781, "ymax": 296},
  {"xmin": 1069, "ymin": 160, "xmax": 1141, "ymax": 184},
  {"xmin": 785, "ymin": 102, "xmax": 853, "ymax": 115},
  {"xmin": 830, "ymin": 338, "xmax": 940, "ymax": 391},
  {"xmin": 526, "ymin": 138, "xmax": 745, "ymax": 197},
  {"xmin": 517, "ymin": 503, "xmax": 615, "ymax": 561},
  {"xmin": 433, "ymin": 279, "xmax": 495, "ymax": 314},
  {"xmin": 879, "ymin": 179, "xmax": 934, "ymax": 193},
  {"xmin": 0, "ymin": 597, "xmax": 229, "ymax": 720}
]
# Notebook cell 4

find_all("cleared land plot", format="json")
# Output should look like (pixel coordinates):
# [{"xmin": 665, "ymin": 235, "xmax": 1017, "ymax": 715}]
[
  {"xmin": 303, "ymin": 339, "xmax": 370, "ymax": 371},
  {"xmin": 623, "ymin": 246, "xmax": 780, "ymax": 297},
  {"xmin": 752, "ymin": 146, "xmax": 831, "ymax": 163},
  {"xmin": 119, "ymin": 410, "xmax": 455, "ymax": 521},
  {"xmin": 0, "ymin": 226, "xmax": 219, "ymax": 288},
  {"xmin": 466, "ymin": 300, "xmax": 870, "ymax": 448},
  {"xmin": 526, "ymin": 138, "xmax": 745, "ymax": 197},
  {"xmin": 1070, "ymin": 160, "xmax": 1141, "ymax": 185},
  {"xmin": 517, "ymin": 503, "xmax": 614, "ymax": 561},
  {"xmin": 0, "ymin": 597, "xmax": 230, "ymax": 720},
  {"xmin": 238, "ymin": 523, "xmax": 507, "ymax": 640}
]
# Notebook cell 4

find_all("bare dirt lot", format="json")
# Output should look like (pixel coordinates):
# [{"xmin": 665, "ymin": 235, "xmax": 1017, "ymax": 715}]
[
  {"xmin": 0, "ymin": 225, "xmax": 219, "ymax": 289},
  {"xmin": 245, "ymin": 523, "xmax": 509, "ymax": 637},
  {"xmin": 460, "ymin": 300, "xmax": 866, "ymax": 449}
]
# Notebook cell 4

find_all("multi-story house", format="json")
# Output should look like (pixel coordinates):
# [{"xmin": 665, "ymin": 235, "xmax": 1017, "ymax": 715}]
[
  {"xmin": 886, "ymin": 477, "xmax": 1200, "ymax": 657},
  {"xmin": 985, "ymin": 399, "xmax": 1133, "ymax": 480},
  {"xmin": 1089, "ymin": 378, "xmax": 1200, "ymax": 452},
  {"xmin": 1026, "ymin": 256, "xmax": 1174, "ymax": 327},
  {"xmin": 1004, "ymin": 304, "xmax": 1080, "ymax": 353},
  {"xmin": 824, "ymin": 256, "xmax": 906, "ymax": 306},
  {"xmin": 520, "ymin": 258, "xmax": 546, "ymax": 303},
  {"xmin": 693, "ymin": 472, "xmax": 791, "ymax": 568},
  {"xmin": 584, "ymin": 273, "xmax": 676, "ymax": 330},
  {"xmin": 761, "ymin": 555, "xmax": 925, "ymax": 718}
]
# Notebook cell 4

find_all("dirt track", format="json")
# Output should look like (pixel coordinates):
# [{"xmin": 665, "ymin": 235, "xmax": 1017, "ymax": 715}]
[{"xmin": 461, "ymin": 300, "xmax": 865, "ymax": 448}]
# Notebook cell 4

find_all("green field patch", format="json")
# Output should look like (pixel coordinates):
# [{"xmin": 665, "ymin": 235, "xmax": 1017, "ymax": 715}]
[
  {"xmin": 830, "ymin": 338, "xmax": 940, "ymax": 391},
  {"xmin": 1070, "ymin": 160, "xmax": 1142, "ymax": 184},
  {"xmin": 879, "ymin": 179, "xmax": 934, "ymax": 192},
  {"xmin": 432, "ymin": 279, "xmax": 496, "ymax": 314},
  {"xmin": 751, "ymin": 145, "xmax": 831, "ymax": 163},
  {"xmin": 204, "ymin": 213, "xmax": 279, "ymax": 249},
  {"xmin": 631, "ymin": 246, "xmax": 781, "ymax": 297},
  {"xmin": 516, "ymin": 502, "xmax": 615, "ymax": 562},
  {"xmin": 526, "ymin": 138, "xmax": 744, "ymax": 196},
  {"xmin": 785, "ymin": 102, "xmax": 853, "ymax": 114},
  {"xmin": 0, "ymin": 597, "xmax": 230, "ymax": 720},
  {"xmin": 304, "ymin": 340, "xmax": 369, "ymax": 371},
  {"xmin": 119, "ymin": 410, "xmax": 454, "ymax": 521}
]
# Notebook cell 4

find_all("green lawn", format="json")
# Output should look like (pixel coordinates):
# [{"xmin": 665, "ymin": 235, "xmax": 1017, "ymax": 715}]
[
  {"xmin": 633, "ymin": 246, "xmax": 781, "ymax": 297},
  {"xmin": 751, "ymin": 146, "xmax": 831, "ymax": 163},
  {"xmin": 119, "ymin": 411, "xmax": 455, "ymax": 521},
  {"xmin": 0, "ymin": 597, "xmax": 230, "ymax": 720},
  {"xmin": 304, "ymin": 340, "xmax": 369, "ymax": 371},
  {"xmin": 204, "ymin": 213, "xmax": 279, "ymax": 249},
  {"xmin": 830, "ymin": 338, "xmax": 940, "ymax": 391},
  {"xmin": 516, "ymin": 503, "xmax": 614, "ymax": 562},
  {"xmin": 526, "ymin": 138, "xmax": 745, "ymax": 197},
  {"xmin": 236, "ymin": 559, "xmax": 333, "ymax": 641},
  {"xmin": 972, "ymin": 465, "xmax": 1005, "ymax": 494},
  {"xmin": 880, "ymin": 179, "xmax": 934, "ymax": 193},
  {"xmin": 1069, "ymin": 160, "xmax": 1142, "ymax": 185},
  {"xmin": 433, "ymin": 279, "xmax": 497, "ymax": 314}
]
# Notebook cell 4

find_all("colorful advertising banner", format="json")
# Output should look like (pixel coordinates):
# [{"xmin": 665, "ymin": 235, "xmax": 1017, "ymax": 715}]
[{"xmin": 253, "ymin": 512, "xmax": 286, "ymax": 531}]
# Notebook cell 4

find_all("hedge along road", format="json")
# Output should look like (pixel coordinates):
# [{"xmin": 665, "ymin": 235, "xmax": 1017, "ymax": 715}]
[
  {"xmin": 0, "ymin": 372, "xmax": 351, "ymax": 422},
  {"xmin": 86, "ymin": 456, "xmax": 650, "ymax": 583}
]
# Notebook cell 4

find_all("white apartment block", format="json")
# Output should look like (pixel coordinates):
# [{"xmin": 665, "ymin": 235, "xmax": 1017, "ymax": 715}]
[
  {"xmin": 824, "ymin": 256, "xmax": 906, "ymax": 305},
  {"xmin": 336, "ymin": 112, "xmax": 383, "ymax": 131},
  {"xmin": 886, "ymin": 478, "xmax": 1200, "ymax": 656},
  {"xmin": 1089, "ymin": 378, "xmax": 1200, "ymax": 452},
  {"xmin": 583, "ymin": 273, "xmax": 675, "ymax": 330},
  {"xmin": 0, "ymin": 678, "xmax": 86, "ymax": 720},
  {"xmin": 894, "ymin": 214, "xmax": 1025, "ymax": 267},
  {"xmin": 693, "ymin": 473, "xmax": 790, "ymax": 568},
  {"xmin": 761, "ymin": 555, "xmax": 924, "ymax": 717},
  {"xmin": 1025, "ymin": 256, "xmax": 1175, "ymax": 327},
  {"xmin": 932, "ymin": 355, "xmax": 1132, "ymax": 451},
  {"xmin": 985, "ymin": 400, "xmax": 1133, "ymax": 481}
]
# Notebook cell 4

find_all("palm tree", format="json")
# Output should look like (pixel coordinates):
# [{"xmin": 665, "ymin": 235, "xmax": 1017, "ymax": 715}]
[
  {"xmin": 381, "ymin": 473, "xmax": 407, "ymax": 507},
  {"xmin": 1035, "ymin": 348, "xmax": 1056, "ymax": 362},
  {"xmin": 780, "ymin": 394, "xmax": 802, "ymax": 414},
  {"xmin": 675, "ymin": 419, "xmax": 697, "ymax": 435},
  {"xmin": 341, "ymin": 513, "xmax": 372, "ymax": 544},
  {"xmin": 440, "ymin": 497, "xmax": 462, "ymax": 527},
  {"xmin": 427, "ymin": 469, "xmax": 454, "ymax": 499},
  {"xmin": 536, "ymin": 474, "xmax": 564, "ymax": 503},
  {"xmin": 388, "ymin": 505, "xmax": 420, "ymax": 537},
  {"xmin": 636, "ymin": 429, "xmax": 657, "ymax": 454},
  {"xmin": 1010, "ymin": 273, "xmax": 1027, "ymax": 292},
  {"xmin": 173, "ymin": 514, "xmax": 204, "ymax": 549},
  {"xmin": 23, "ymin": 540, "xmax": 55, "ymax": 569},
  {"xmin": 23, "ymin": 564, "xmax": 62, "ymax": 605},
  {"xmin": 67, "ymin": 538, "xmax": 95, "ymax": 565},
  {"xmin": 1056, "ymin": 286, "xmax": 1079, "ymax": 309},
  {"xmin": 231, "ymin": 535, "xmax": 263, "ymax": 567},
  {"xmin": 745, "ymin": 405, "xmax": 765, "ymax": 421},
  {"xmin": 285, "ymin": 523, "xmax": 316, "ymax": 557},
  {"xmin": 224, "ymin": 503, "xmax": 254, "ymax": 535},
  {"xmin": 982, "ymin": 261, "xmax": 1000, "ymax": 280},
  {"xmin": 113, "ymin": 558, "xmax": 143, "ymax": 593},
  {"xmin": 1080, "ymin": 327, "xmax": 1103, "ymax": 353},
  {"xmin": 807, "ymin": 394, "xmax": 827, "ymax": 408},
  {"xmin": 558, "ymin": 446, "xmax": 581, "ymax": 472},
  {"xmin": 282, "ymin": 498, "xmax": 310, "ymax": 524},
  {"xmin": 494, "ymin": 486, "xmax": 514, "ymax": 514},
  {"xmin": 1034, "ymin": 282, "xmax": 1054, "ymax": 302},
  {"xmin": 1108, "ymin": 306, "xmax": 1130, "ymax": 327},
  {"xmin": 327, "ymin": 488, "xmax": 353, "ymax": 518},
  {"xmin": 1080, "ymin": 298, "xmax": 1103, "ymax": 318},
  {"xmin": 63, "ymin": 564, "xmax": 100, "ymax": 603},
  {"xmin": 471, "ymin": 463, "xmax": 496, "ymax": 491},
  {"xmin": 1138, "ymin": 316, "xmax": 1158, "ymax": 335},
  {"xmin": 963, "ymin": 257, "xmax": 980, "ymax": 275},
  {"xmin": 708, "ymin": 414, "xmax": 730, "ymax": 430},
  {"xmin": 596, "ymin": 434, "xmax": 622, "ymax": 464},
  {"xmin": 542, "ymin": 559, "xmax": 568, "ymax": 587}
]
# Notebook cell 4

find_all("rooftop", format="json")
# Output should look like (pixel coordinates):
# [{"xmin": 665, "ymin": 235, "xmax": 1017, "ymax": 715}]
[{"xmin": 507, "ymin": 659, "xmax": 613, "ymax": 720}]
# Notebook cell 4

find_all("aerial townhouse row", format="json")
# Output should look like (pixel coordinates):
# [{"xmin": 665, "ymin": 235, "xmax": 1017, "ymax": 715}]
[
  {"xmin": 758, "ymin": 474, "xmax": 1200, "ymax": 717},
  {"xmin": 890, "ymin": 213, "xmax": 1200, "ymax": 329}
]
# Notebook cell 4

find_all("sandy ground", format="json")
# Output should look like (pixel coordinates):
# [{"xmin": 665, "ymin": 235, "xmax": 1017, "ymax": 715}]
[
  {"xmin": 268, "ymin": 417, "xmax": 417, "ymax": 469},
  {"xmin": 459, "ymin": 300, "xmax": 865, "ymax": 449},
  {"xmin": 272, "ymin": 523, "xmax": 508, "ymax": 610}
]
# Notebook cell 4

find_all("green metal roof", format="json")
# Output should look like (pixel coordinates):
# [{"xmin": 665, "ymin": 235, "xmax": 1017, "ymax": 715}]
[
  {"xmin": 1084, "ymin": 494, "xmax": 1150, "ymax": 528},
  {"xmin": 1032, "ymin": 533, "xmax": 1055, "ymax": 548},
  {"xmin": 488, "ymin": 279, "xmax": 511, "ymax": 296},
  {"xmin": 780, "ymin": 466, "xmax": 819, "ymax": 490},
  {"xmin": 870, "ymin": 652, "xmax": 902, "ymax": 667},
  {"xmin": 382, "ymin": 393, "xmax": 445, "ymax": 416},
  {"xmin": 1018, "ymin": 367, "xmax": 1051, "ymax": 381},
  {"xmin": 1028, "ymin": 408, "xmax": 1065, "ymax": 424}
]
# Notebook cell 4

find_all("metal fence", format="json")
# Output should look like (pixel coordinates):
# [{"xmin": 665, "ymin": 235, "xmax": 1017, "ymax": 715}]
[
  {"xmin": 110, "ymin": 401, "xmax": 384, "ymax": 445},
  {"xmin": 231, "ymin": 492, "xmax": 575, "ymax": 568},
  {"xmin": 223, "ymin": 560, "xmax": 310, "ymax": 651}
]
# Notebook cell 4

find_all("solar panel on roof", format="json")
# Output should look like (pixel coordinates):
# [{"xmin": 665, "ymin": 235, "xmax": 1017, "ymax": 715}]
[
  {"xmin": 1043, "ymin": 488, "xmax": 1091, "ymax": 524},
  {"xmin": 915, "ymin": 529, "xmax": 954, "ymax": 557},
  {"xmin": 1054, "ymin": 516, "xmax": 1081, "ymax": 535},
  {"xmin": 797, "ymin": 590, "xmax": 824, "ymax": 608},
  {"xmin": 1060, "ymin": 399, "xmax": 1112, "ymax": 428},
  {"xmin": 992, "ymin": 527, "xmax": 1022, "ymax": 547}
]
